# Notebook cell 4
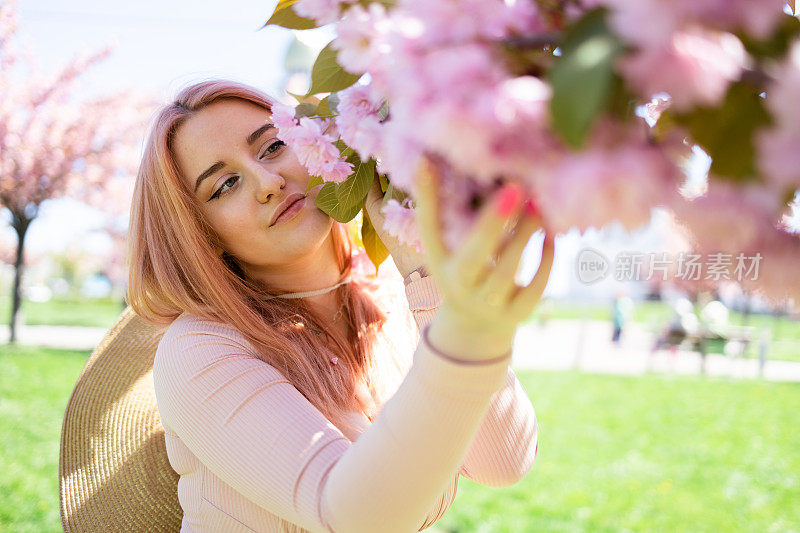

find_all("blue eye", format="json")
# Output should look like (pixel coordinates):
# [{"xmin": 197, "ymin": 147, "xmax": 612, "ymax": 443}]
[{"xmin": 209, "ymin": 176, "xmax": 238, "ymax": 201}]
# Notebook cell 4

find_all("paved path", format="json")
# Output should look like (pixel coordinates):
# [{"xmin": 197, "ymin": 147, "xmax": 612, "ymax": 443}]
[
  {"xmin": 3, "ymin": 319, "xmax": 800, "ymax": 382},
  {"xmin": 0, "ymin": 324, "xmax": 110, "ymax": 351},
  {"xmin": 511, "ymin": 319, "xmax": 800, "ymax": 382}
]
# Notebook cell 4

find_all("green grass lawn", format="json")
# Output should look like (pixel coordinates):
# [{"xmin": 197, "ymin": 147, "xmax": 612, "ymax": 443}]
[
  {"xmin": 442, "ymin": 370, "xmax": 800, "ymax": 532},
  {"xmin": 0, "ymin": 345, "xmax": 89, "ymax": 532},
  {"xmin": 1, "ymin": 345, "xmax": 798, "ymax": 532}
]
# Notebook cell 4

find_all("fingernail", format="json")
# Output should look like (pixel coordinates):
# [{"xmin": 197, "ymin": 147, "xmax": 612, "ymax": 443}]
[
  {"xmin": 495, "ymin": 184, "xmax": 521, "ymax": 216},
  {"xmin": 524, "ymin": 197, "xmax": 539, "ymax": 217}
]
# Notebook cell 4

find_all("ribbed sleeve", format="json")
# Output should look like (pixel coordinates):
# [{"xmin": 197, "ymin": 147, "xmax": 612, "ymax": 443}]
[{"xmin": 403, "ymin": 272, "xmax": 540, "ymax": 488}]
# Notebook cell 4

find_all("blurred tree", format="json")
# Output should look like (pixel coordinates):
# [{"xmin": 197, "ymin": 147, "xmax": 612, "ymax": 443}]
[{"xmin": 0, "ymin": 0, "xmax": 151, "ymax": 342}]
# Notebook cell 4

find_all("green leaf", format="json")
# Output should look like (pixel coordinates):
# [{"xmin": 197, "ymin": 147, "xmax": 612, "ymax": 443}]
[
  {"xmin": 307, "ymin": 42, "xmax": 363, "ymax": 96},
  {"xmin": 314, "ymin": 159, "xmax": 375, "ymax": 222},
  {"xmin": 316, "ymin": 93, "xmax": 340, "ymax": 118},
  {"xmin": 674, "ymin": 82, "xmax": 772, "ymax": 182},
  {"xmin": 356, "ymin": 0, "xmax": 396, "ymax": 9},
  {"xmin": 263, "ymin": 0, "xmax": 319, "ymax": 30},
  {"xmin": 335, "ymin": 158, "xmax": 375, "ymax": 209},
  {"xmin": 360, "ymin": 207, "xmax": 390, "ymax": 274},
  {"xmin": 377, "ymin": 172, "xmax": 390, "ymax": 193},
  {"xmin": 334, "ymin": 139, "xmax": 356, "ymax": 161},
  {"xmin": 305, "ymin": 175, "xmax": 324, "ymax": 194},
  {"xmin": 739, "ymin": 14, "xmax": 800, "ymax": 59},
  {"xmin": 294, "ymin": 102, "xmax": 317, "ymax": 119},
  {"xmin": 548, "ymin": 8, "xmax": 625, "ymax": 149},
  {"xmin": 380, "ymin": 181, "xmax": 407, "ymax": 210},
  {"xmin": 315, "ymin": 96, "xmax": 332, "ymax": 118},
  {"xmin": 287, "ymin": 92, "xmax": 321, "ymax": 106}
]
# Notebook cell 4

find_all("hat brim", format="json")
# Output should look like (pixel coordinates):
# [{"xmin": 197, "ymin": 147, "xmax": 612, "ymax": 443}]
[{"xmin": 59, "ymin": 306, "xmax": 182, "ymax": 531}]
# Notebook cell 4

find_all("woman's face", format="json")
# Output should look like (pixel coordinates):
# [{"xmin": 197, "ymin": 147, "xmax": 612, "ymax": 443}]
[{"xmin": 173, "ymin": 99, "xmax": 333, "ymax": 275}]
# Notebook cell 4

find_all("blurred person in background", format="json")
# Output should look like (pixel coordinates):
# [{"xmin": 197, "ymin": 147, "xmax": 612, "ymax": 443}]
[{"xmin": 611, "ymin": 289, "xmax": 634, "ymax": 345}]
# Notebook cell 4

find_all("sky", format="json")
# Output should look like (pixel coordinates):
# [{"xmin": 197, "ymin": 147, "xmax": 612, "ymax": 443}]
[{"xmin": 2, "ymin": 0, "xmax": 334, "ymax": 256}]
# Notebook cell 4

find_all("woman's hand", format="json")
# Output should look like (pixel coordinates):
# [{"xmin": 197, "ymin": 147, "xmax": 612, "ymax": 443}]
[
  {"xmin": 364, "ymin": 174, "xmax": 427, "ymax": 278},
  {"xmin": 414, "ymin": 155, "xmax": 555, "ymax": 361}
]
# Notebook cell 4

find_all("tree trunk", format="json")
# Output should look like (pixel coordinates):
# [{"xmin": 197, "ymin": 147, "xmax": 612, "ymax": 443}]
[{"xmin": 8, "ymin": 214, "xmax": 31, "ymax": 345}]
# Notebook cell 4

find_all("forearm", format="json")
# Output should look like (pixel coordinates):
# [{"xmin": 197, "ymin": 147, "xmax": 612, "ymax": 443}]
[
  {"xmin": 458, "ymin": 368, "xmax": 539, "ymax": 486},
  {"xmin": 405, "ymin": 272, "xmax": 538, "ymax": 487},
  {"xmin": 319, "ymin": 322, "xmax": 511, "ymax": 533}
]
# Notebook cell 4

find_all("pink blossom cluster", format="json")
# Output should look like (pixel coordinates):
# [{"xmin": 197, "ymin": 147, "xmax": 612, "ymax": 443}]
[
  {"xmin": 291, "ymin": 0, "xmax": 800, "ymax": 301},
  {"xmin": 671, "ymin": 178, "xmax": 800, "ymax": 303},
  {"xmin": 379, "ymin": 197, "xmax": 424, "ymax": 254},
  {"xmin": 599, "ymin": 0, "xmax": 786, "ymax": 110},
  {"xmin": 331, "ymin": 0, "xmax": 551, "ymax": 191},
  {"xmin": 334, "ymin": 83, "xmax": 385, "ymax": 163},
  {"xmin": 531, "ymin": 121, "xmax": 686, "ymax": 235},
  {"xmin": 326, "ymin": 0, "xmax": 690, "ymax": 251},
  {"xmin": 294, "ymin": 0, "xmax": 359, "ymax": 26},
  {"xmin": 756, "ymin": 38, "xmax": 800, "ymax": 194},
  {"xmin": 271, "ymin": 102, "xmax": 353, "ymax": 183}
]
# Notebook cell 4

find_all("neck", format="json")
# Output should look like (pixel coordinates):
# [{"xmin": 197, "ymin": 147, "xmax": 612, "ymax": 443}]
[{"xmin": 242, "ymin": 231, "xmax": 345, "ymax": 317}]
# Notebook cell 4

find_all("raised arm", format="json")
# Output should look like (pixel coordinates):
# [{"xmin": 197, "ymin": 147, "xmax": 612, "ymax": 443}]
[
  {"xmin": 404, "ymin": 271, "xmax": 539, "ymax": 487},
  {"xmin": 154, "ymin": 313, "xmax": 510, "ymax": 533}
]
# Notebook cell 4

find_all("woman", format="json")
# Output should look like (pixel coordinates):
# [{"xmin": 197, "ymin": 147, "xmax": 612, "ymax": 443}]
[{"xmin": 126, "ymin": 79, "xmax": 554, "ymax": 532}]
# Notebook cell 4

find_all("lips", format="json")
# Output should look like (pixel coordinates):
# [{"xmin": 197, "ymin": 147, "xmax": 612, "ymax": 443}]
[{"xmin": 269, "ymin": 193, "xmax": 306, "ymax": 227}]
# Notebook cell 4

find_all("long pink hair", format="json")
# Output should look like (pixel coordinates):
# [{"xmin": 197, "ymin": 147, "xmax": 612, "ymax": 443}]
[{"xmin": 126, "ymin": 79, "xmax": 410, "ymax": 440}]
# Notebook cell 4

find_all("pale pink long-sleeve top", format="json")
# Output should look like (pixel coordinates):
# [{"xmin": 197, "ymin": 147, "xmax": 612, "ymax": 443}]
[{"xmin": 152, "ymin": 271, "xmax": 539, "ymax": 532}]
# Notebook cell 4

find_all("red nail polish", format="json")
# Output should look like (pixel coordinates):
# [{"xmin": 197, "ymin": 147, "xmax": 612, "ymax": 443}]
[
  {"xmin": 495, "ymin": 185, "xmax": 521, "ymax": 216},
  {"xmin": 524, "ymin": 197, "xmax": 539, "ymax": 217}
]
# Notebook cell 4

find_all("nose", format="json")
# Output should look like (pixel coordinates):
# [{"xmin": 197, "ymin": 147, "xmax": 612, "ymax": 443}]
[{"xmin": 253, "ymin": 168, "xmax": 286, "ymax": 203}]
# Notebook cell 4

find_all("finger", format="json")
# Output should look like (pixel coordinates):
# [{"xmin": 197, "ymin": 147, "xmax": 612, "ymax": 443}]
[
  {"xmin": 453, "ymin": 183, "xmax": 525, "ymax": 287},
  {"xmin": 510, "ymin": 231, "xmax": 555, "ymax": 317},
  {"xmin": 475, "ymin": 214, "xmax": 543, "ymax": 306},
  {"xmin": 413, "ymin": 155, "xmax": 448, "ymax": 274}
]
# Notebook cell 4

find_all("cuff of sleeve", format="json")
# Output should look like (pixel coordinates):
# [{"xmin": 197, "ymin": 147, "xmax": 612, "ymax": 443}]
[
  {"xmin": 413, "ymin": 323, "xmax": 512, "ymax": 395},
  {"xmin": 404, "ymin": 272, "xmax": 443, "ymax": 313}
]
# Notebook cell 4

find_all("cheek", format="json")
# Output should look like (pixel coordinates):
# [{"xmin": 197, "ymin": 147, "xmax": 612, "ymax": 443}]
[{"xmin": 208, "ymin": 204, "xmax": 263, "ymax": 248}]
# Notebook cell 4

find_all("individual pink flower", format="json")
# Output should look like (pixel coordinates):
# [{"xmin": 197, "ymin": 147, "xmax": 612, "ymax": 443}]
[
  {"xmin": 269, "ymin": 101, "xmax": 297, "ymax": 132},
  {"xmin": 379, "ymin": 198, "xmax": 424, "ymax": 253},
  {"xmin": 397, "ymin": 0, "xmax": 545, "ymax": 47},
  {"xmin": 531, "ymin": 120, "xmax": 684, "ymax": 235},
  {"xmin": 335, "ymin": 83, "xmax": 385, "ymax": 162},
  {"xmin": 670, "ymin": 178, "xmax": 785, "ymax": 255},
  {"xmin": 620, "ymin": 27, "xmax": 747, "ymax": 111},
  {"xmin": 602, "ymin": 0, "xmax": 785, "ymax": 46},
  {"xmin": 372, "ymin": 118, "xmax": 426, "ymax": 194},
  {"xmin": 739, "ymin": 228, "xmax": 800, "ymax": 305},
  {"xmin": 293, "ymin": 0, "xmax": 356, "ymax": 26},
  {"xmin": 277, "ymin": 115, "xmax": 353, "ymax": 183},
  {"xmin": 756, "ymin": 39, "xmax": 800, "ymax": 193},
  {"xmin": 689, "ymin": 0, "xmax": 786, "ymax": 40},
  {"xmin": 332, "ymin": 3, "xmax": 393, "ymax": 74}
]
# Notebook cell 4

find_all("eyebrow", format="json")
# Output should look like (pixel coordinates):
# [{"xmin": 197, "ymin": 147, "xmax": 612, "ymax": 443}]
[{"xmin": 193, "ymin": 123, "xmax": 277, "ymax": 194}]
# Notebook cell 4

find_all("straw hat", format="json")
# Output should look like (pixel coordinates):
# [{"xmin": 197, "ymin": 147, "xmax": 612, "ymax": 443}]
[{"xmin": 59, "ymin": 306, "xmax": 183, "ymax": 531}]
